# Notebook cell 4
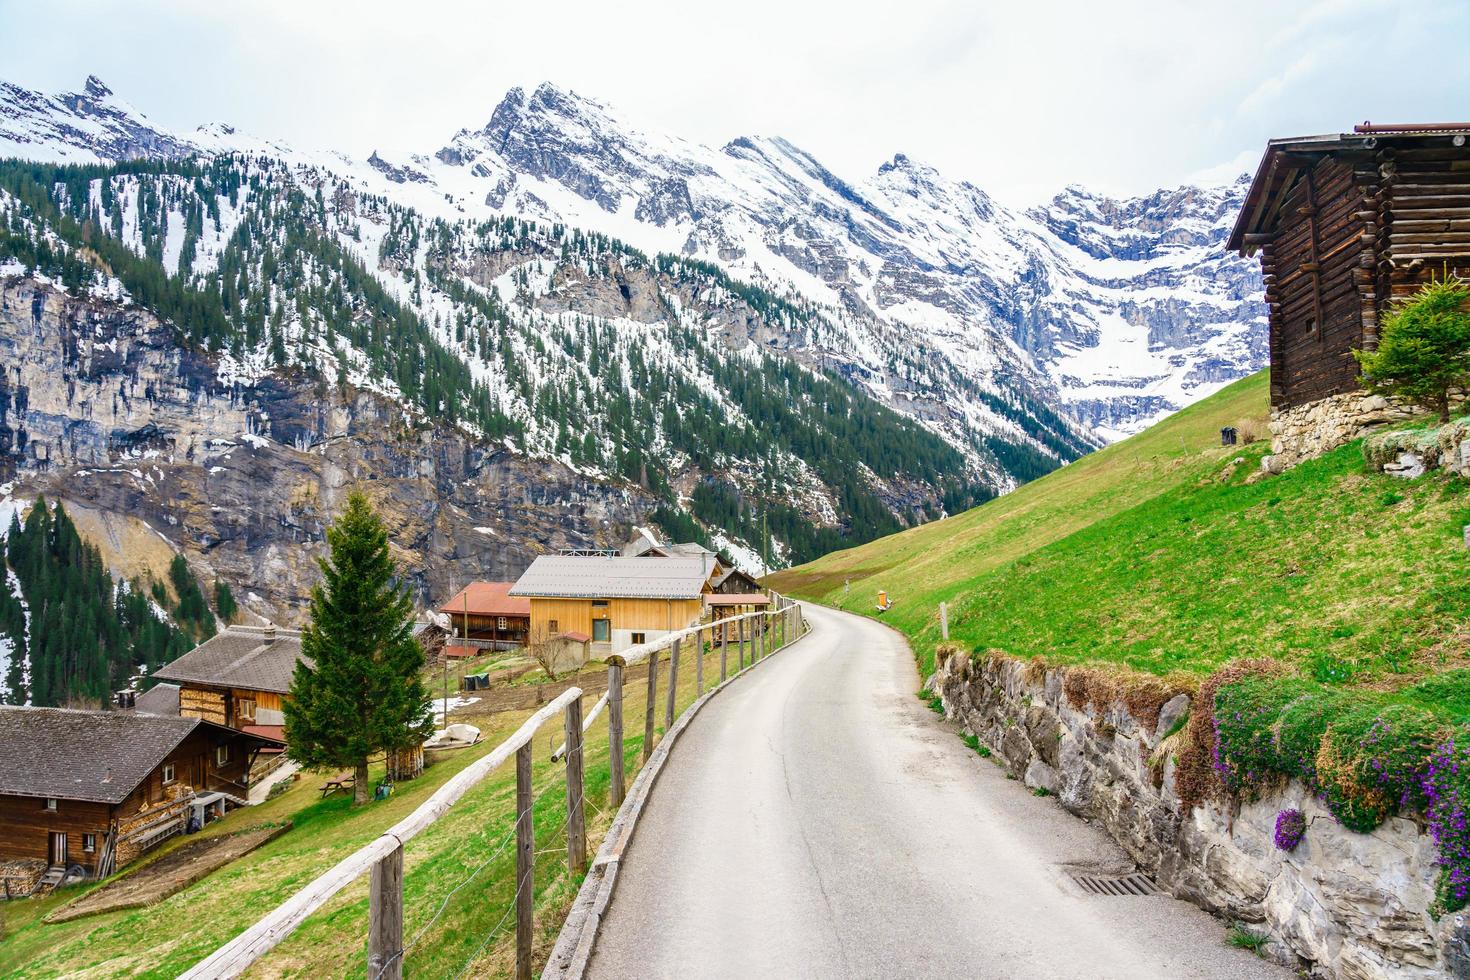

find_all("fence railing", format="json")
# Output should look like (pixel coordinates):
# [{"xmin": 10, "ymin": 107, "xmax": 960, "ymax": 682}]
[{"xmin": 179, "ymin": 594, "xmax": 807, "ymax": 980}]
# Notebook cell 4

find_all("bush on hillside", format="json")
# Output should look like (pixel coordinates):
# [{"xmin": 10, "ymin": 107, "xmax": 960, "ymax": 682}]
[{"xmin": 1354, "ymin": 275, "xmax": 1470, "ymax": 424}]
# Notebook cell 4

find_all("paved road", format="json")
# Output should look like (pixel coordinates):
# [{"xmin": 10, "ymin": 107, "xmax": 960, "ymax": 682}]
[{"xmin": 587, "ymin": 604, "xmax": 1290, "ymax": 979}]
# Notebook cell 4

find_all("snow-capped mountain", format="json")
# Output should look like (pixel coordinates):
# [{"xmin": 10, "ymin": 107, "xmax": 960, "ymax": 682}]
[
  {"xmin": 0, "ymin": 76, "xmax": 1264, "ymax": 447},
  {"xmin": 397, "ymin": 82, "xmax": 1266, "ymax": 439}
]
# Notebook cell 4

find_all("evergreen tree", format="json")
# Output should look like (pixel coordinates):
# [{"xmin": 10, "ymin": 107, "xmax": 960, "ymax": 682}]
[
  {"xmin": 214, "ymin": 580, "xmax": 238, "ymax": 623},
  {"xmin": 284, "ymin": 491, "xmax": 431, "ymax": 804},
  {"xmin": 1355, "ymin": 275, "xmax": 1470, "ymax": 424}
]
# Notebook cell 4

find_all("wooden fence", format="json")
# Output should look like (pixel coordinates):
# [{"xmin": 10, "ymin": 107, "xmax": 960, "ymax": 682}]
[{"xmin": 179, "ymin": 594, "xmax": 806, "ymax": 980}]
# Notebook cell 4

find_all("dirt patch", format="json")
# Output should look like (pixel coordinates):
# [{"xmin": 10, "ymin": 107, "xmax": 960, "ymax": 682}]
[{"xmin": 45, "ymin": 824, "xmax": 290, "ymax": 923}]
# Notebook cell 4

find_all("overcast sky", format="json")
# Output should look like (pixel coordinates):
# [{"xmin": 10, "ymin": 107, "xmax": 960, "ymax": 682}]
[{"xmin": 2, "ymin": 0, "xmax": 1467, "ymax": 204}]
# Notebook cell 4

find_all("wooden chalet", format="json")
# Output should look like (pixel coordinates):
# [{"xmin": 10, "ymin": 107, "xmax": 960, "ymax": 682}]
[
  {"xmin": 1229, "ymin": 123, "xmax": 1470, "ymax": 411},
  {"xmin": 0, "ymin": 706, "xmax": 280, "ymax": 885},
  {"xmin": 705, "ymin": 566, "xmax": 769, "ymax": 640},
  {"xmin": 508, "ymin": 555, "xmax": 718, "ymax": 656},
  {"xmin": 438, "ymin": 582, "xmax": 531, "ymax": 656},
  {"xmin": 153, "ymin": 624, "xmax": 306, "ymax": 743}
]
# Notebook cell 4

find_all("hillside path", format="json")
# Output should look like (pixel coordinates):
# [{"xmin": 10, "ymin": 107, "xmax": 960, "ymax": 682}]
[{"xmin": 587, "ymin": 603, "xmax": 1290, "ymax": 979}]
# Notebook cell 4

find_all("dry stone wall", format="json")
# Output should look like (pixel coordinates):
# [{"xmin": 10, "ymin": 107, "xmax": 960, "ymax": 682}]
[
  {"xmin": 1266, "ymin": 391, "xmax": 1415, "ymax": 470},
  {"xmin": 931, "ymin": 650, "xmax": 1469, "ymax": 979}
]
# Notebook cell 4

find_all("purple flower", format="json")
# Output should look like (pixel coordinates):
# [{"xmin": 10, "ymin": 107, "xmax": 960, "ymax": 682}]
[
  {"xmin": 1423, "ymin": 737, "xmax": 1470, "ymax": 912},
  {"xmin": 1274, "ymin": 808, "xmax": 1307, "ymax": 852}
]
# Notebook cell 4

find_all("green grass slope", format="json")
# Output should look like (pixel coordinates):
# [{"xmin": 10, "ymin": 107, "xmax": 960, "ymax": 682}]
[{"xmin": 773, "ymin": 369, "xmax": 1469, "ymax": 686}]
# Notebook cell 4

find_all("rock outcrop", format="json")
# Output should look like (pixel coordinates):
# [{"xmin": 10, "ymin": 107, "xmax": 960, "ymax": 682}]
[
  {"xmin": 932, "ymin": 650, "xmax": 1462, "ymax": 979},
  {"xmin": 0, "ymin": 277, "xmax": 650, "ymax": 623}
]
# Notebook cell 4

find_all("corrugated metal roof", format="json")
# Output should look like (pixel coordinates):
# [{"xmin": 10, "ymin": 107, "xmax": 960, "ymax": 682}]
[
  {"xmin": 509, "ymin": 555, "xmax": 713, "ymax": 600},
  {"xmin": 154, "ymin": 625, "xmax": 308, "ymax": 695}
]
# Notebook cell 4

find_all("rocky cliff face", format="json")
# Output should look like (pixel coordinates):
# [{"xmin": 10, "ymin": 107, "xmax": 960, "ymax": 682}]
[
  {"xmin": 931, "ymin": 651, "xmax": 1464, "ymax": 979},
  {"xmin": 1, "ymin": 277, "xmax": 650, "ymax": 623}
]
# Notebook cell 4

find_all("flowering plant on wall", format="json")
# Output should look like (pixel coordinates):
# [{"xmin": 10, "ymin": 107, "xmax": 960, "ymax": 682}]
[
  {"xmin": 1273, "ymin": 808, "xmax": 1307, "ymax": 852},
  {"xmin": 1424, "ymin": 737, "xmax": 1470, "ymax": 913}
]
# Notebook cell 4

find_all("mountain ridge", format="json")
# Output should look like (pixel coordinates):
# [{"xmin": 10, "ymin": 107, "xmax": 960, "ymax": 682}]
[{"xmin": 1, "ymin": 74, "xmax": 1265, "ymax": 445}]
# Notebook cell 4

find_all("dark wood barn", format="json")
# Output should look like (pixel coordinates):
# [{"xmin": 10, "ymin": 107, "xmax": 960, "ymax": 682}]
[
  {"xmin": 438, "ymin": 581, "xmax": 531, "ymax": 656},
  {"xmin": 0, "ymin": 707, "xmax": 280, "ymax": 887},
  {"xmin": 1229, "ymin": 124, "xmax": 1470, "ymax": 410},
  {"xmin": 153, "ymin": 624, "xmax": 305, "ymax": 742}
]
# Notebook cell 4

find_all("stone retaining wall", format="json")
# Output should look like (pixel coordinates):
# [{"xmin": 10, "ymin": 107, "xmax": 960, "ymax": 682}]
[
  {"xmin": 1266, "ymin": 391, "xmax": 1415, "ymax": 470},
  {"xmin": 931, "ymin": 650, "xmax": 1469, "ymax": 979}
]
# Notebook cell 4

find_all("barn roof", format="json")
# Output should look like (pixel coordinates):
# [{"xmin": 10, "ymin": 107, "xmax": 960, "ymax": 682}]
[
  {"xmin": 438, "ymin": 581, "xmax": 530, "ymax": 618},
  {"xmin": 1229, "ymin": 124, "xmax": 1470, "ymax": 254},
  {"xmin": 131, "ymin": 682, "xmax": 181, "ymax": 716},
  {"xmin": 0, "ymin": 706, "xmax": 278, "ymax": 804},
  {"xmin": 509, "ymin": 555, "xmax": 714, "ymax": 600},
  {"xmin": 153, "ymin": 625, "xmax": 308, "ymax": 695}
]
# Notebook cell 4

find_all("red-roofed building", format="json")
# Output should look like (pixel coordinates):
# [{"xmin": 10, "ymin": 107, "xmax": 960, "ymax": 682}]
[{"xmin": 439, "ymin": 582, "xmax": 531, "ymax": 653}]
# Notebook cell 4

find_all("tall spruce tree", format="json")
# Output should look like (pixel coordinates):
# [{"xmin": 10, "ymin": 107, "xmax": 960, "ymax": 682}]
[{"xmin": 284, "ymin": 491, "xmax": 431, "ymax": 804}]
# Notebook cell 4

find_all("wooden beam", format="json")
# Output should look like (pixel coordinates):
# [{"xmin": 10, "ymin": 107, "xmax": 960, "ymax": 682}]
[
  {"xmin": 563, "ymin": 697, "xmax": 587, "ymax": 876},
  {"xmin": 515, "ymin": 742, "xmax": 533, "ymax": 980},
  {"xmin": 720, "ymin": 625, "xmax": 729, "ymax": 681},
  {"xmin": 664, "ymin": 638, "xmax": 680, "ymax": 732},
  {"xmin": 368, "ymin": 843, "xmax": 403, "ymax": 980},
  {"xmin": 642, "ymin": 648, "xmax": 659, "ymax": 764},
  {"xmin": 607, "ymin": 664, "xmax": 624, "ymax": 809}
]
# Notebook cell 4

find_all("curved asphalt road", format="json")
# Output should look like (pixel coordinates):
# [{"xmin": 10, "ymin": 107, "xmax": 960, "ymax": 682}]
[{"xmin": 588, "ymin": 603, "xmax": 1289, "ymax": 980}]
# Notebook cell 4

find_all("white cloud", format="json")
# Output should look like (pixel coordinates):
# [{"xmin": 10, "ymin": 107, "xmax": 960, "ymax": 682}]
[{"xmin": 0, "ymin": 0, "xmax": 1466, "ymax": 205}]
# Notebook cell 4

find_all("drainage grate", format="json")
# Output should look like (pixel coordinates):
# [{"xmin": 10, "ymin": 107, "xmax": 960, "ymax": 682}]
[{"xmin": 1070, "ymin": 872, "xmax": 1159, "ymax": 896}]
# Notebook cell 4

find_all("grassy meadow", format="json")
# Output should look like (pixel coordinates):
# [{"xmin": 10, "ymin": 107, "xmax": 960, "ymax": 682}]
[{"xmin": 771, "ymin": 370, "xmax": 1470, "ymax": 687}]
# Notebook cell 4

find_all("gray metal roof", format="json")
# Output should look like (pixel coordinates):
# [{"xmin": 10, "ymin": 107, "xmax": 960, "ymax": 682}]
[
  {"xmin": 153, "ymin": 626, "xmax": 309, "ymax": 695},
  {"xmin": 131, "ymin": 682, "xmax": 181, "ymax": 716},
  {"xmin": 0, "ymin": 707, "xmax": 277, "ymax": 804},
  {"xmin": 509, "ymin": 555, "xmax": 713, "ymax": 600}
]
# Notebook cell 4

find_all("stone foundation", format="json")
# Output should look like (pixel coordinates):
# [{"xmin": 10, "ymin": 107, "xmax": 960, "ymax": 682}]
[
  {"xmin": 1267, "ymin": 391, "xmax": 1417, "ymax": 469},
  {"xmin": 932, "ymin": 650, "xmax": 1468, "ymax": 979}
]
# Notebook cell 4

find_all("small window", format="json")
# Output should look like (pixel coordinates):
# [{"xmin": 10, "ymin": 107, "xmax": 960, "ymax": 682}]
[
  {"xmin": 497, "ymin": 616, "xmax": 508, "ymax": 630},
  {"xmin": 82, "ymin": 833, "xmax": 96, "ymax": 853},
  {"xmin": 592, "ymin": 601, "xmax": 608, "ymax": 611},
  {"xmin": 237, "ymin": 698, "xmax": 256, "ymax": 724},
  {"xmin": 43, "ymin": 798, "xmax": 57, "ymax": 811},
  {"xmin": 216, "ymin": 744, "xmax": 231, "ymax": 767},
  {"xmin": 548, "ymin": 619, "xmax": 559, "ymax": 633},
  {"xmin": 162, "ymin": 763, "xmax": 176, "ymax": 785},
  {"xmin": 631, "ymin": 632, "xmax": 646, "ymax": 645},
  {"xmin": 1306, "ymin": 316, "xmax": 1318, "ymax": 337}
]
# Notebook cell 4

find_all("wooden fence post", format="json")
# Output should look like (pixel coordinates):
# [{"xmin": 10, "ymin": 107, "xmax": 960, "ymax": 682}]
[
  {"xmin": 643, "ymin": 648, "xmax": 659, "ymax": 764},
  {"xmin": 515, "ymin": 742, "xmax": 534, "ymax": 980},
  {"xmin": 563, "ymin": 696, "xmax": 587, "ymax": 875},
  {"xmin": 696, "ymin": 627, "xmax": 705, "ymax": 694},
  {"xmin": 664, "ymin": 638, "xmax": 680, "ymax": 732},
  {"xmin": 721, "ymin": 622, "xmax": 729, "ymax": 681},
  {"xmin": 607, "ymin": 663, "xmax": 624, "ymax": 807},
  {"xmin": 738, "ymin": 617, "xmax": 747, "ymax": 670},
  {"xmin": 940, "ymin": 601, "xmax": 949, "ymax": 641},
  {"xmin": 368, "ymin": 842, "xmax": 403, "ymax": 980}
]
